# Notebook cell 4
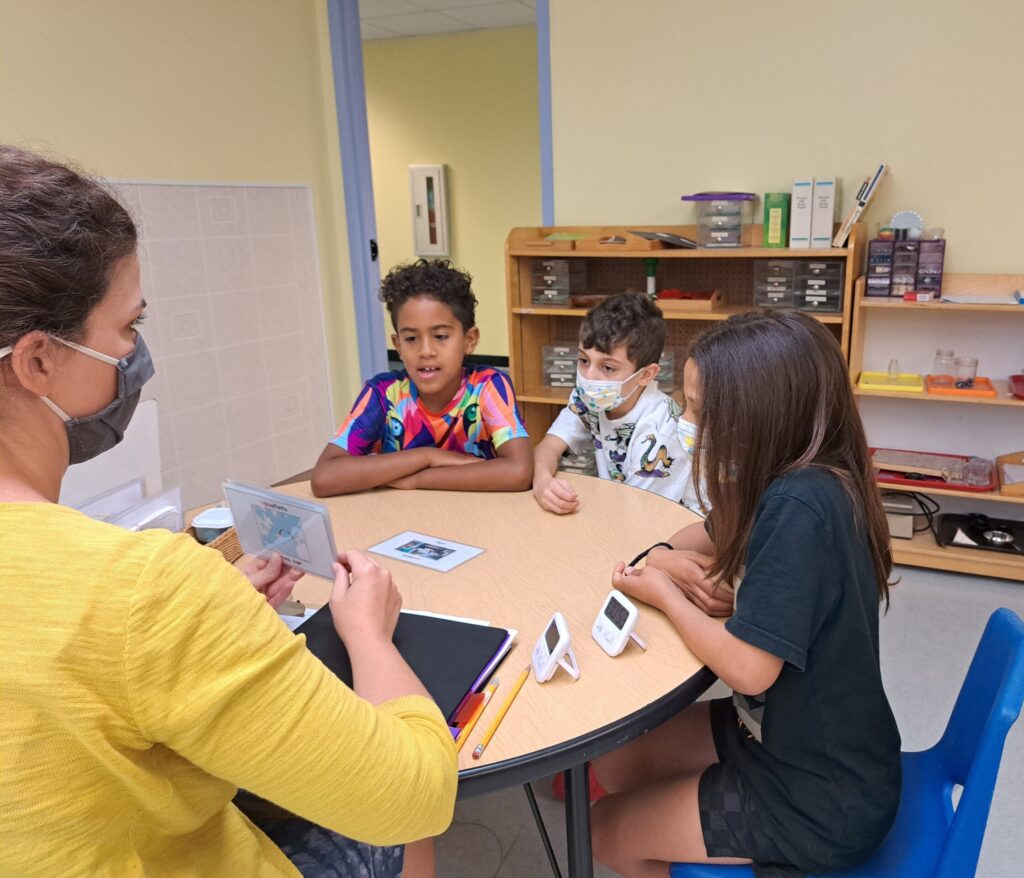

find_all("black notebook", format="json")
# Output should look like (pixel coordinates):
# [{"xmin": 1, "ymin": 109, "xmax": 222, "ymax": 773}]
[{"xmin": 295, "ymin": 604, "xmax": 512, "ymax": 722}]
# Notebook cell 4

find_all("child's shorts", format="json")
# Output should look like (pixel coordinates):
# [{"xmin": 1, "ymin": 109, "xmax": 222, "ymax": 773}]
[{"xmin": 698, "ymin": 697, "xmax": 804, "ymax": 878}]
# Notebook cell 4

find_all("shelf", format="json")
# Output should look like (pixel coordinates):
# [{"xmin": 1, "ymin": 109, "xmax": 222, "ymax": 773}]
[
  {"xmin": 879, "ymin": 480, "xmax": 1024, "ymax": 506},
  {"xmin": 858, "ymin": 297, "xmax": 1024, "ymax": 315},
  {"xmin": 854, "ymin": 379, "xmax": 1024, "ymax": 408},
  {"xmin": 512, "ymin": 305, "xmax": 845, "ymax": 324},
  {"xmin": 509, "ymin": 246, "xmax": 851, "ymax": 259},
  {"xmin": 891, "ymin": 529, "xmax": 1024, "ymax": 582},
  {"xmin": 519, "ymin": 389, "xmax": 571, "ymax": 405}
]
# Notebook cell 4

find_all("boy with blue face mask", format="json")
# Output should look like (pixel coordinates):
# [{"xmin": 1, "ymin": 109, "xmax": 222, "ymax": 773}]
[{"xmin": 532, "ymin": 293, "xmax": 701, "ymax": 514}]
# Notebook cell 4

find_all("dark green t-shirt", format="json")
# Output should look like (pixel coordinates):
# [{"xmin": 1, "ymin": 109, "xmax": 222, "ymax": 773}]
[{"xmin": 722, "ymin": 467, "xmax": 901, "ymax": 869}]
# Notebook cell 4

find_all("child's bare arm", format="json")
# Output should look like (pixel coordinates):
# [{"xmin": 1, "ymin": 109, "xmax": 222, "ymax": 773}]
[
  {"xmin": 532, "ymin": 434, "xmax": 580, "ymax": 514},
  {"xmin": 311, "ymin": 444, "xmax": 436, "ymax": 496},
  {"xmin": 643, "ymin": 522, "xmax": 730, "ymax": 616},
  {"xmin": 664, "ymin": 520, "xmax": 714, "ymax": 553},
  {"xmin": 612, "ymin": 563, "xmax": 782, "ymax": 695},
  {"xmin": 389, "ymin": 437, "xmax": 534, "ymax": 492}
]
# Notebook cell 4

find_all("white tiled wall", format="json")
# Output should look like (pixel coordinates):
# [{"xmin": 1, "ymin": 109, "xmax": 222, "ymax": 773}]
[{"xmin": 112, "ymin": 182, "xmax": 334, "ymax": 510}]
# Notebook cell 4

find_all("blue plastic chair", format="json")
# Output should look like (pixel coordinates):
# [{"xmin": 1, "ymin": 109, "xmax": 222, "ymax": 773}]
[{"xmin": 670, "ymin": 608, "xmax": 1024, "ymax": 878}]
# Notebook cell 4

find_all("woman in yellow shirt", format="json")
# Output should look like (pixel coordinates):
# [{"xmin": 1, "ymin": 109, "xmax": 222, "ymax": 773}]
[{"xmin": 0, "ymin": 146, "xmax": 457, "ymax": 876}]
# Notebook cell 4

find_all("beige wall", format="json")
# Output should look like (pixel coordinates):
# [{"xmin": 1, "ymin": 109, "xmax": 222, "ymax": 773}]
[
  {"xmin": 0, "ymin": 0, "xmax": 360, "ymax": 413},
  {"xmin": 550, "ymin": 0, "xmax": 1024, "ymax": 273},
  {"xmin": 363, "ymin": 26, "xmax": 541, "ymax": 358}
]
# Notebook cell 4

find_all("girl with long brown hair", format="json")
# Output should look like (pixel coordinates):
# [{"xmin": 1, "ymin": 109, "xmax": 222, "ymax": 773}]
[{"xmin": 590, "ymin": 311, "xmax": 901, "ymax": 877}]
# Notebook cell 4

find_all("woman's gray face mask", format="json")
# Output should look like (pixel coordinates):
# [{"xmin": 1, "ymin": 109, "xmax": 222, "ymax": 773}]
[{"xmin": 0, "ymin": 333, "xmax": 155, "ymax": 465}]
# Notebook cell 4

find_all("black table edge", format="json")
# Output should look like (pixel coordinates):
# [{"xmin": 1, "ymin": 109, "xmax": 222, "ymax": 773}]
[{"xmin": 456, "ymin": 666, "xmax": 718, "ymax": 797}]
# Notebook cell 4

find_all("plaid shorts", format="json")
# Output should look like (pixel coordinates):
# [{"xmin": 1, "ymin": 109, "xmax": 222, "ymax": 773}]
[
  {"xmin": 254, "ymin": 816, "xmax": 404, "ymax": 878},
  {"xmin": 698, "ymin": 698, "xmax": 804, "ymax": 878}
]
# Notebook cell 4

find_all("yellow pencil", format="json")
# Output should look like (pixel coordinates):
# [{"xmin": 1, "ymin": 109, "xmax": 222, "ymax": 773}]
[
  {"xmin": 455, "ymin": 676, "xmax": 501, "ymax": 753},
  {"xmin": 472, "ymin": 665, "xmax": 531, "ymax": 760}
]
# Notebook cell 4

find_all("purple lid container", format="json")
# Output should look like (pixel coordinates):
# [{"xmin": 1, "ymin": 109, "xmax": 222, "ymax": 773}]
[{"xmin": 681, "ymin": 191, "xmax": 757, "ymax": 201}]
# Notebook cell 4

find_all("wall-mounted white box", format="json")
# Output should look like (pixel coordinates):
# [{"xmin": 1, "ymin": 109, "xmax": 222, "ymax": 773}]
[{"xmin": 409, "ymin": 164, "xmax": 450, "ymax": 257}]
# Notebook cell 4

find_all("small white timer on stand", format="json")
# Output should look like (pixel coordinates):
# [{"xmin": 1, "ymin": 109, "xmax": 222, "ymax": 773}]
[
  {"xmin": 591, "ymin": 589, "xmax": 647, "ymax": 657},
  {"xmin": 531, "ymin": 612, "xmax": 580, "ymax": 682}
]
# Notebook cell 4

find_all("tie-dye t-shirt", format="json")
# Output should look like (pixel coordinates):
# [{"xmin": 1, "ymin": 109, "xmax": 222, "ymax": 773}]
[{"xmin": 331, "ymin": 366, "xmax": 529, "ymax": 459}]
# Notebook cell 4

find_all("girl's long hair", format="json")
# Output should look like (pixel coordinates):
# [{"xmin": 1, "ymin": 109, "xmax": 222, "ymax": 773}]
[{"xmin": 690, "ymin": 310, "xmax": 893, "ymax": 605}]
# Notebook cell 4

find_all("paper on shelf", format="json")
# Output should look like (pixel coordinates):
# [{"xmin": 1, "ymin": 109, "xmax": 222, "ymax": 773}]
[
  {"xmin": 952, "ymin": 528, "xmax": 979, "ymax": 547},
  {"xmin": 941, "ymin": 293, "xmax": 1017, "ymax": 305}
]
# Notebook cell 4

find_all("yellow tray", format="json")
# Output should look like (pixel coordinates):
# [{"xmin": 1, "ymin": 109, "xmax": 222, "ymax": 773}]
[{"xmin": 858, "ymin": 371, "xmax": 924, "ymax": 392}]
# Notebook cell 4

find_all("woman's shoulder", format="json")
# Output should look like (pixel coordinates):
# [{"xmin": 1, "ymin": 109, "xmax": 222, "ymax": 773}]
[{"xmin": 6, "ymin": 502, "xmax": 221, "ymax": 580}]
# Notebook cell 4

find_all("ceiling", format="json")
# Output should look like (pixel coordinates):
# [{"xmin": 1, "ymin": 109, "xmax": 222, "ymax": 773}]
[{"xmin": 359, "ymin": 0, "xmax": 537, "ymax": 41}]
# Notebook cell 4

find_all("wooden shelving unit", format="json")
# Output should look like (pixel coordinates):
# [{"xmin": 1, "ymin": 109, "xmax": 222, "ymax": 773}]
[
  {"xmin": 506, "ymin": 223, "xmax": 865, "ymax": 440},
  {"xmin": 854, "ymin": 378, "xmax": 1023, "ymax": 407},
  {"xmin": 891, "ymin": 529, "xmax": 1024, "ymax": 581},
  {"xmin": 848, "ymin": 273, "xmax": 1024, "ymax": 582}
]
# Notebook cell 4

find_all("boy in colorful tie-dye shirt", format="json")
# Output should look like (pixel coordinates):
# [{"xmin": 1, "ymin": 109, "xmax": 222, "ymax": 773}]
[{"xmin": 312, "ymin": 260, "xmax": 533, "ymax": 496}]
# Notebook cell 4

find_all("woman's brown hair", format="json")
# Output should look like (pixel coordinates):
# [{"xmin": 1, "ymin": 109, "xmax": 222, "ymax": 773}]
[
  {"xmin": 690, "ymin": 310, "xmax": 893, "ymax": 605},
  {"xmin": 0, "ymin": 145, "xmax": 136, "ymax": 351}
]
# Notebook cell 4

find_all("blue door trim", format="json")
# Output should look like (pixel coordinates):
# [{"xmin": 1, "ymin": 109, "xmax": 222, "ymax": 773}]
[
  {"xmin": 326, "ymin": 0, "xmax": 387, "ymax": 380},
  {"xmin": 537, "ymin": 0, "xmax": 554, "ymax": 226}
]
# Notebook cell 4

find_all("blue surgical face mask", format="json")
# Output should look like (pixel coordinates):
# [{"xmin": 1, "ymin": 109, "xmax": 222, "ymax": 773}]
[
  {"xmin": 576, "ymin": 368, "xmax": 643, "ymax": 414},
  {"xmin": 0, "ymin": 333, "xmax": 155, "ymax": 465}
]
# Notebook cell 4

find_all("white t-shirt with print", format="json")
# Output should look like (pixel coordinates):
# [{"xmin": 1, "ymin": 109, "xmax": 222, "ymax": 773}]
[{"xmin": 548, "ymin": 382, "xmax": 700, "ymax": 509}]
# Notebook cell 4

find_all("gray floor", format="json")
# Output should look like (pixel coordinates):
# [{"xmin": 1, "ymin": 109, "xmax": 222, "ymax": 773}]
[{"xmin": 436, "ymin": 565, "xmax": 1024, "ymax": 877}]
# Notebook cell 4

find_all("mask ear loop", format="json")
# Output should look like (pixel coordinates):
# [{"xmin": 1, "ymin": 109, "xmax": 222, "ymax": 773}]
[
  {"xmin": 0, "ymin": 344, "xmax": 73, "ymax": 420},
  {"xmin": 54, "ymin": 337, "xmax": 121, "ymax": 366}
]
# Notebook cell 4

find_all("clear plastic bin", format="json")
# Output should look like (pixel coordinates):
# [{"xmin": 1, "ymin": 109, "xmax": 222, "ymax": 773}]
[
  {"xmin": 797, "ymin": 288, "xmax": 842, "ymax": 312},
  {"xmin": 682, "ymin": 192, "xmax": 757, "ymax": 248},
  {"xmin": 544, "ymin": 369, "xmax": 577, "ymax": 388},
  {"xmin": 754, "ymin": 285, "xmax": 795, "ymax": 308}
]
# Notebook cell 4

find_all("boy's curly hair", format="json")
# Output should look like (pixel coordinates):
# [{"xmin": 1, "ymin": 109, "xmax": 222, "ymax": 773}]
[
  {"xmin": 579, "ymin": 292, "xmax": 665, "ymax": 368},
  {"xmin": 379, "ymin": 259, "xmax": 477, "ymax": 332}
]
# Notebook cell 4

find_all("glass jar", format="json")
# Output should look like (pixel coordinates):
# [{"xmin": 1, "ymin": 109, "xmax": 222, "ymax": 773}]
[
  {"xmin": 964, "ymin": 457, "xmax": 994, "ymax": 487},
  {"xmin": 955, "ymin": 356, "xmax": 978, "ymax": 387},
  {"xmin": 932, "ymin": 348, "xmax": 955, "ymax": 376}
]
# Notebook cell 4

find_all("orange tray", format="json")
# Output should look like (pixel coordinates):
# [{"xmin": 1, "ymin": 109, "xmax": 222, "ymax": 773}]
[{"xmin": 926, "ymin": 375, "xmax": 998, "ymax": 397}]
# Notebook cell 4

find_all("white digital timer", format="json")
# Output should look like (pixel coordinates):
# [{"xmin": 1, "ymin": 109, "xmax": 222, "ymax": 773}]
[{"xmin": 591, "ymin": 589, "xmax": 646, "ymax": 657}]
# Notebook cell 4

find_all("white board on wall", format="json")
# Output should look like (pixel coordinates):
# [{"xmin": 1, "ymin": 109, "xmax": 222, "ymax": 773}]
[{"xmin": 109, "ymin": 181, "xmax": 335, "ymax": 510}]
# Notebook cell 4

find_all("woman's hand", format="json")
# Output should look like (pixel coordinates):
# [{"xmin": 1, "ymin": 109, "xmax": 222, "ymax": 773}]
[
  {"xmin": 611, "ymin": 561, "xmax": 677, "ymax": 611},
  {"xmin": 245, "ymin": 553, "xmax": 303, "ymax": 610},
  {"xmin": 329, "ymin": 549, "xmax": 402, "ymax": 646},
  {"xmin": 646, "ymin": 547, "xmax": 733, "ymax": 618}
]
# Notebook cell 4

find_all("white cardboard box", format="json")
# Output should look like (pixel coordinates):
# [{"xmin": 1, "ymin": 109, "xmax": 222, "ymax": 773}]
[
  {"xmin": 789, "ymin": 178, "xmax": 814, "ymax": 248},
  {"xmin": 811, "ymin": 177, "xmax": 838, "ymax": 249}
]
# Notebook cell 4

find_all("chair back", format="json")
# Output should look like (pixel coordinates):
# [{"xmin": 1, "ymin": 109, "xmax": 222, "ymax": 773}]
[
  {"xmin": 933, "ymin": 608, "xmax": 1024, "ymax": 878},
  {"xmin": 669, "ymin": 609, "xmax": 1024, "ymax": 878}
]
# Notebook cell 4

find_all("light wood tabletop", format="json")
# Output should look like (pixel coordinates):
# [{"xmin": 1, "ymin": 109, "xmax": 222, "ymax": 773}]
[{"xmin": 264, "ymin": 474, "xmax": 712, "ymax": 786}]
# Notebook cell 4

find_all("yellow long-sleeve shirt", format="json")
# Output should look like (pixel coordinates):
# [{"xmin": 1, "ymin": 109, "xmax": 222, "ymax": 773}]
[{"xmin": 0, "ymin": 502, "xmax": 458, "ymax": 877}]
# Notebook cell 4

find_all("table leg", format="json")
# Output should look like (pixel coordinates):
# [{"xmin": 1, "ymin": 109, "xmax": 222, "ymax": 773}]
[
  {"xmin": 564, "ymin": 762, "xmax": 593, "ymax": 878},
  {"xmin": 523, "ymin": 783, "xmax": 564, "ymax": 878}
]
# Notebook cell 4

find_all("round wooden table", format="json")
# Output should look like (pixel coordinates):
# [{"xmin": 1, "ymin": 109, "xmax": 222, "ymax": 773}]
[{"xmin": 275, "ymin": 474, "xmax": 714, "ymax": 878}]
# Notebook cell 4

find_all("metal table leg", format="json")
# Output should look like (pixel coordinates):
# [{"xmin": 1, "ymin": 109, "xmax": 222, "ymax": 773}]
[
  {"xmin": 564, "ymin": 762, "xmax": 593, "ymax": 878},
  {"xmin": 524, "ymin": 783, "xmax": 564, "ymax": 878}
]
